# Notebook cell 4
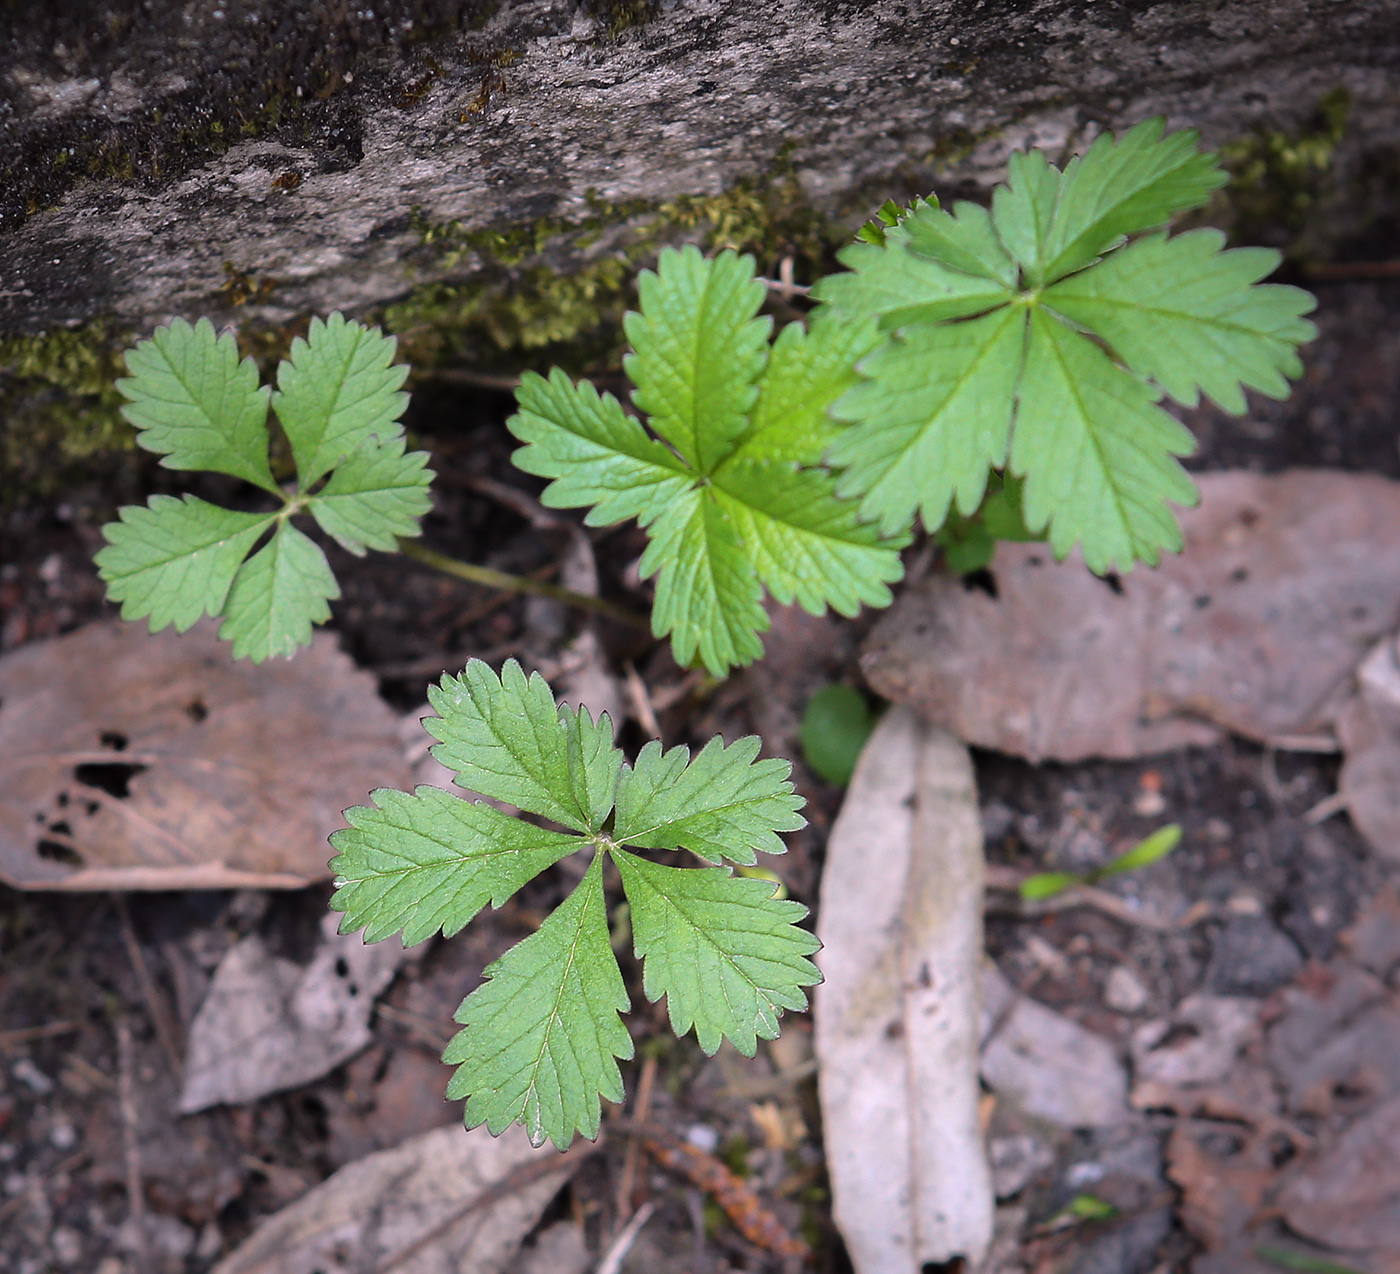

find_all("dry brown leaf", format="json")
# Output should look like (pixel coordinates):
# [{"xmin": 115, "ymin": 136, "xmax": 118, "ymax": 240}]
[
  {"xmin": 815, "ymin": 706, "xmax": 994, "ymax": 1272},
  {"xmin": 1339, "ymin": 637, "xmax": 1400, "ymax": 860},
  {"xmin": 0, "ymin": 620, "xmax": 409, "ymax": 889},
  {"xmin": 863, "ymin": 470, "xmax": 1400, "ymax": 761},
  {"xmin": 210, "ymin": 1123, "xmax": 585, "ymax": 1274}
]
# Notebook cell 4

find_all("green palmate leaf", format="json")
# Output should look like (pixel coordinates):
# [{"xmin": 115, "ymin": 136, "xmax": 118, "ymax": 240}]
[
  {"xmin": 444, "ymin": 853, "xmax": 632, "ymax": 1149},
  {"xmin": 1013, "ymin": 308, "xmax": 1197, "ymax": 571},
  {"xmin": 1045, "ymin": 229, "xmax": 1318, "ymax": 413},
  {"xmin": 613, "ymin": 735, "xmax": 805, "ymax": 866},
  {"xmin": 218, "ymin": 521, "xmax": 340, "ymax": 661},
  {"xmin": 814, "ymin": 218, "xmax": 1014, "ymax": 327},
  {"xmin": 642, "ymin": 487, "xmax": 770, "ymax": 676},
  {"xmin": 273, "ymin": 312, "xmax": 410, "ymax": 489},
  {"xmin": 511, "ymin": 248, "xmax": 907, "ymax": 676},
  {"xmin": 613, "ymin": 849, "xmax": 821, "ymax": 1056},
  {"xmin": 1040, "ymin": 118, "xmax": 1227, "ymax": 281},
  {"xmin": 713, "ymin": 461, "xmax": 906, "ymax": 615},
  {"xmin": 732, "ymin": 310, "xmax": 882, "ymax": 464},
  {"xmin": 819, "ymin": 120, "xmax": 1311, "ymax": 573},
  {"xmin": 329, "ymin": 787, "xmax": 583, "ymax": 945},
  {"xmin": 829, "ymin": 305, "xmax": 1026, "ymax": 536},
  {"xmin": 309, "ymin": 434, "xmax": 434, "ymax": 554},
  {"xmin": 95, "ymin": 496, "xmax": 275, "ymax": 633},
  {"xmin": 425, "ymin": 659, "xmax": 623, "ymax": 833},
  {"xmin": 118, "ymin": 317, "xmax": 276, "ymax": 492},
  {"xmin": 509, "ymin": 368, "xmax": 693, "ymax": 526},
  {"xmin": 623, "ymin": 245, "xmax": 771, "ymax": 472}
]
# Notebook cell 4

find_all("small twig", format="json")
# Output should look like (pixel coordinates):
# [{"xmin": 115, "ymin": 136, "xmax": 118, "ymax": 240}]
[
  {"xmin": 0, "ymin": 1150, "xmax": 89, "ymax": 1227},
  {"xmin": 116, "ymin": 898, "xmax": 184, "ymax": 1080},
  {"xmin": 614, "ymin": 1053, "xmax": 658, "ymax": 1225},
  {"xmin": 1303, "ymin": 259, "xmax": 1400, "ymax": 281},
  {"xmin": 0, "ymin": 1020, "xmax": 80, "ymax": 1048},
  {"xmin": 1304, "ymin": 790, "xmax": 1349, "ymax": 825},
  {"xmin": 596, "ymin": 1201, "xmax": 656, "ymax": 1274},
  {"xmin": 398, "ymin": 538, "xmax": 650, "ymax": 631},
  {"xmin": 374, "ymin": 1001, "xmax": 452, "ymax": 1050},
  {"xmin": 984, "ymin": 872, "xmax": 1211, "ymax": 932},
  {"xmin": 374, "ymin": 1139, "xmax": 600, "ymax": 1273},
  {"xmin": 622, "ymin": 661, "xmax": 663, "ymax": 741},
  {"xmin": 117, "ymin": 1017, "xmax": 151, "ymax": 1274},
  {"xmin": 416, "ymin": 367, "xmax": 523, "ymax": 391}
]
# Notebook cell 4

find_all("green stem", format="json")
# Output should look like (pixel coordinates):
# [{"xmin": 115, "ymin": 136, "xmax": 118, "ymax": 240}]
[{"xmin": 397, "ymin": 538, "xmax": 652, "ymax": 631}]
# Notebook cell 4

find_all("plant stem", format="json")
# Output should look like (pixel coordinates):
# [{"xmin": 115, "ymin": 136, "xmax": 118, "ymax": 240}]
[{"xmin": 397, "ymin": 538, "xmax": 651, "ymax": 631}]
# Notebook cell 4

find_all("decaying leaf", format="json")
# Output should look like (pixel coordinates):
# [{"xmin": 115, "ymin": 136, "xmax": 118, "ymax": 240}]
[
  {"xmin": 1338, "ymin": 636, "xmax": 1400, "ymax": 860},
  {"xmin": 210, "ymin": 1122, "xmax": 585, "ymax": 1274},
  {"xmin": 814, "ymin": 705, "xmax": 993, "ymax": 1272},
  {"xmin": 180, "ymin": 913, "xmax": 410, "ymax": 1112},
  {"xmin": 0, "ymin": 620, "xmax": 409, "ymax": 889},
  {"xmin": 864, "ymin": 470, "xmax": 1400, "ymax": 761}
]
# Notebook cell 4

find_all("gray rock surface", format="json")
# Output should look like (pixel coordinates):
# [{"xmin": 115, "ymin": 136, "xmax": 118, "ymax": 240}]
[{"xmin": 3, "ymin": 0, "xmax": 1399, "ymax": 335}]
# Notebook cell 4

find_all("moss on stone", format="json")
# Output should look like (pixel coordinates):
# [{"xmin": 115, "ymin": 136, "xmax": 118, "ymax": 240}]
[
  {"xmin": 1217, "ymin": 87, "xmax": 1350, "ymax": 257},
  {"xmin": 0, "ymin": 322, "xmax": 135, "ymax": 506}
]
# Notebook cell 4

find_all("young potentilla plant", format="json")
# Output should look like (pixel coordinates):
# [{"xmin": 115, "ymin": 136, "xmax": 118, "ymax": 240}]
[
  {"xmin": 507, "ymin": 244, "xmax": 909, "ymax": 677},
  {"xmin": 96, "ymin": 314, "xmax": 433, "ymax": 660},
  {"xmin": 813, "ymin": 118, "xmax": 1318, "ymax": 574},
  {"xmin": 328, "ymin": 659, "xmax": 820, "ymax": 1149}
]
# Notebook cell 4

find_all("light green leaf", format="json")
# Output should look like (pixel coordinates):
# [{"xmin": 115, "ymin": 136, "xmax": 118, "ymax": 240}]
[
  {"xmin": 903, "ymin": 199, "xmax": 1020, "ymax": 288},
  {"xmin": 273, "ymin": 312, "xmax": 410, "ymax": 489},
  {"xmin": 726, "ymin": 310, "xmax": 882, "ymax": 466},
  {"xmin": 1099, "ymin": 824, "xmax": 1181, "ymax": 878},
  {"xmin": 641, "ymin": 489, "xmax": 768, "ymax": 677},
  {"xmin": 991, "ymin": 148, "xmax": 1063, "ymax": 284},
  {"xmin": 613, "ymin": 735, "xmax": 805, "ymax": 866},
  {"xmin": 623, "ymin": 246, "xmax": 771, "ymax": 473},
  {"xmin": 800, "ymin": 684, "xmax": 874, "ymax": 787},
  {"xmin": 613, "ymin": 848, "xmax": 821, "ymax": 1056},
  {"xmin": 1019, "ymin": 871, "xmax": 1082, "ymax": 901},
  {"xmin": 1012, "ymin": 309, "xmax": 1198, "ymax": 573},
  {"xmin": 713, "ymin": 461, "xmax": 907, "ymax": 616},
  {"xmin": 308, "ymin": 434, "xmax": 434, "ymax": 555},
  {"xmin": 1040, "ymin": 118, "xmax": 1228, "ymax": 281},
  {"xmin": 329, "ymin": 787, "xmax": 584, "ymax": 946},
  {"xmin": 444, "ymin": 853, "xmax": 632, "ymax": 1149},
  {"xmin": 118, "ymin": 317, "xmax": 276, "ymax": 492},
  {"xmin": 218, "ymin": 521, "xmax": 339, "ymax": 661},
  {"xmin": 507, "ymin": 368, "xmax": 694, "ymax": 526},
  {"xmin": 95, "ymin": 496, "xmax": 274, "ymax": 633},
  {"xmin": 1045, "ymin": 229, "xmax": 1318, "ymax": 413},
  {"xmin": 425, "ymin": 659, "xmax": 623, "ymax": 833},
  {"xmin": 828, "ymin": 305, "xmax": 1028, "ymax": 535},
  {"xmin": 813, "ymin": 220, "xmax": 1014, "ymax": 328}
]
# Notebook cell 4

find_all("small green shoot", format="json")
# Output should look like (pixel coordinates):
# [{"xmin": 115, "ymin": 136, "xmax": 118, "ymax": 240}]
[
  {"xmin": 1253, "ymin": 1246, "xmax": 1368, "ymax": 1274},
  {"xmin": 507, "ymin": 245, "xmax": 908, "ymax": 677},
  {"xmin": 96, "ymin": 315, "xmax": 432, "ymax": 661},
  {"xmin": 330, "ymin": 659, "xmax": 821, "ymax": 1149},
  {"xmin": 1020, "ymin": 824, "xmax": 1182, "ymax": 901},
  {"xmin": 800, "ymin": 683, "xmax": 875, "ymax": 786},
  {"xmin": 1065, "ymin": 1193, "xmax": 1120, "ymax": 1222},
  {"xmin": 815, "ymin": 118, "xmax": 1317, "ymax": 575}
]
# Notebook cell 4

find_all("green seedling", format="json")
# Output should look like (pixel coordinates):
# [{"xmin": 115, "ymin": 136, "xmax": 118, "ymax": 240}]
[
  {"xmin": 800, "ymin": 683, "xmax": 875, "ymax": 786},
  {"xmin": 814, "ymin": 118, "xmax": 1317, "ymax": 575},
  {"xmin": 1253, "ymin": 1246, "xmax": 1368, "ymax": 1274},
  {"xmin": 96, "ymin": 315, "xmax": 432, "ymax": 660},
  {"xmin": 329, "ymin": 659, "xmax": 820, "ymax": 1149},
  {"xmin": 1020, "ymin": 824, "xmax": 1183, "ymax": 901}
]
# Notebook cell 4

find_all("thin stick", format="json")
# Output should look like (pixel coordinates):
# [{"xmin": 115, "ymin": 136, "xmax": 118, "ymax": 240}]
[
  {"xmin": 117, "ymin": 898, "xmax": 184, "ymax": 1080},
  {"xmin": 622, "ymin": 661, "xmax": 663, "ymax": 741},
  {"xmin": 117, "ymin": 1017, "xmax": 151, "ymax": 1274},
  {"xmin": 398, "ymin": 539, "xmax": 650, "ymax": 631},
  {"xmin": 596, "ymin": 1201, "xmax": 656, "ymax": 1274},
  {"xmin": 375, "ymin": 1139, "xmax": 600, "ymax": 1273},
  {"xmin": 614, "ymin": 1052, "xmax": 658, "ymax": 1224},
  {"xmin": 0, "ymin": 1020, "xmax": 80, "ymax": 1048}
]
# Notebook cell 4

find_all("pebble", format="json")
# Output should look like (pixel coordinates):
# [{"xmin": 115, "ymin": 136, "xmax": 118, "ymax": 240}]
[
  {"xmin": 48, "ymin": 1122, "xmax": 77, "ymax": 1151},
  {"xmin": 685, "ymin": 1123, "xmax": 719, "ymax": 1153},
  {"xmin": 988, "ymin": 1132, "xmax": 1054, "ymax": 1199},
  {"xmin": 12, "ymin": 1059, "xmax": 54, "ymax": 1095},
  {"xmin": 51, "ymin": 1225, "xmax": 82, "ymax": 1266},
  {"xmin": 1104, "ymin": 965, "xmax": 1150, "ymax": 1013}
]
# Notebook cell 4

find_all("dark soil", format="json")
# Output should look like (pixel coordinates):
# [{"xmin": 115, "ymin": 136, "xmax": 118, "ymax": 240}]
[{"xmin": 1, "ymin": 270, "xmax": 1398, "ymax": 1274}]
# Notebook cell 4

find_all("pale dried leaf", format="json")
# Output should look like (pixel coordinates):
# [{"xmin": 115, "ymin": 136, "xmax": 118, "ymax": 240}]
[
  {"xmin": 0, "ymin": 620, "xmax": 409, "ymax": 889},
  {"xmin": 1339, "ymin": 636, "xmax": 1400, "ymax": 860},
  {"xmin": 210, "ymin": 1123, "xmax": 580, "ymax": 1274},
  {"xmin": 814, "ymin": 706, "xmax": 993, "ymax": 1272},
  {"xmin": 981, "ymin": 963, "xmax": 1131, "ymax": 1128},
  {"xmin": 864, "ymin": 470, "xmax": 1400, "ymax": 761},
  {"xmin": 180, "ymin": 913, "xmax": 409, "ymax": 1111}
]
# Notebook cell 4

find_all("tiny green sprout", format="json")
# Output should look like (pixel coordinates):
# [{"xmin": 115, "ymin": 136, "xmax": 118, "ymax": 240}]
[
  {"xmin": 95, "ymin": 314, "xmax": 431, "ymax": 661},
  {"xmin": 1252, "ymin": 1246, "xmax": 1368, "ymax": 1274},
  {"xmin": 800, "ymin": 683, "xmax": 875, "ymax": 786},
  {"xmin": 1019, "ymin": 824, "xmax": 1182, "ymax": 901},
  {"xmin": 1065, "ymin": 1193, "xmax": 1120, "ymax": 1222},
  {"xmin": 329, "ymin": 659, "xmax": 821, "ymax": 1150}
]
